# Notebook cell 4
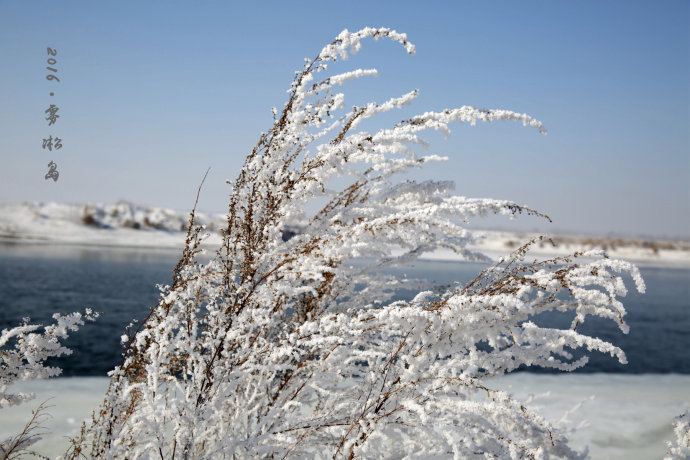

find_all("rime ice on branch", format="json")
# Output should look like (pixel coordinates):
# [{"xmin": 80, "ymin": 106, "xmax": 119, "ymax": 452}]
[
  {"xmin": 1, "ymin": 310, "xmax": 97, "ymax": 458},
  {"xmin": 67, "ymin": 28, "xmax": 645, "ymax": 459},
  {"xmin": 666, "ymin": 412, "xmax": 690, "ymax": 460}
]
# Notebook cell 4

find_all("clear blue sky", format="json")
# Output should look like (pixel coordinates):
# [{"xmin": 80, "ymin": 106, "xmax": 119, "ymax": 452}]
[{"xmin": 1, "ymin": 1, "xmax": 688, "ymax": 238}]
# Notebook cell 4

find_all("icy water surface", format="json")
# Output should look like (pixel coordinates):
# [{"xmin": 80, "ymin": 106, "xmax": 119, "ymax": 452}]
[{"xmin": 0, "ymin": 242, "xmax": 688, "ymax": 376}]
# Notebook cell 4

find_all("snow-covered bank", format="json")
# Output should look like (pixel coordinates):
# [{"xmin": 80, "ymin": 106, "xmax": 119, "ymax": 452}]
[
  {"xmin": 490, "ymin": 374, "xmax": 690, "ymax": 460},
  {"xmin": 2, "ymin": 374, "xmax": 688, "ymax": 459},
  {"xmin": 429, "ymin": 230, "xmax": 690, "ymax": 269},
  {"xmin": 0, "ymin": 201, "xmax": 224, "ymax": 249},
  {"xmin": 2, "ymin": 201, "xmax": 689, "ymax": 268}
]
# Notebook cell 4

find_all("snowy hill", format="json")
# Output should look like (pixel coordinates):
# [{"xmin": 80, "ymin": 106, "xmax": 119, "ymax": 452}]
[{"xmin": 0, "ymin": 201, "xmax": 225, "ymax": 248}]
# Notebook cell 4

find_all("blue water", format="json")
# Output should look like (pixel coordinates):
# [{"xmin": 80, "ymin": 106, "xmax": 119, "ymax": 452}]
[{"xmin": 0, "ymin": 243, "xmax": 688, "ymax": 376}]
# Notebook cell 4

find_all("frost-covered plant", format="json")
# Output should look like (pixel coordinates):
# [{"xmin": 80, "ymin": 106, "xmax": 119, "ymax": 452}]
[
  {"xmin": 67, "ymin": 28, "xmax": 645, "ymax": 459},
  {"xmin": 665, "ymin": 412, "xmax": 690, "ymax": 460},
  {"xmin": 1, "ymin": 310, "xmax": 96, "ymax": 458}
]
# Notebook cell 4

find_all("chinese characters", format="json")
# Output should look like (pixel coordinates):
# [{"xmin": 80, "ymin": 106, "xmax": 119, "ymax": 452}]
[
  {"xmin": 45, "ymin": 104, "xmax": 60, "ymax": 125},
  {"xmin": 42, "ymin": 135, "xmax": 62, "ymax": 151},
  {"xmin": 45, "ymin": 161, "xmax": 59, "ymax": 182},
  {"xmin": 43, "ymin": 47, "xmax": 61, "ymax": 182}
]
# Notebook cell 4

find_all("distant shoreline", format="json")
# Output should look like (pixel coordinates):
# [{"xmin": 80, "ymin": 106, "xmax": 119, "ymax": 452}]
[{"xmin": 2, "ymin": 201, "xmax": 689, "ymax": 269}]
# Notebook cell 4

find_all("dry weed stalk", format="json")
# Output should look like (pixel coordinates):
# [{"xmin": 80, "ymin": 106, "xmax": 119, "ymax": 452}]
[{"xmin": 64, "ymin": 28, "xmax": 645, "ymax": 459}]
